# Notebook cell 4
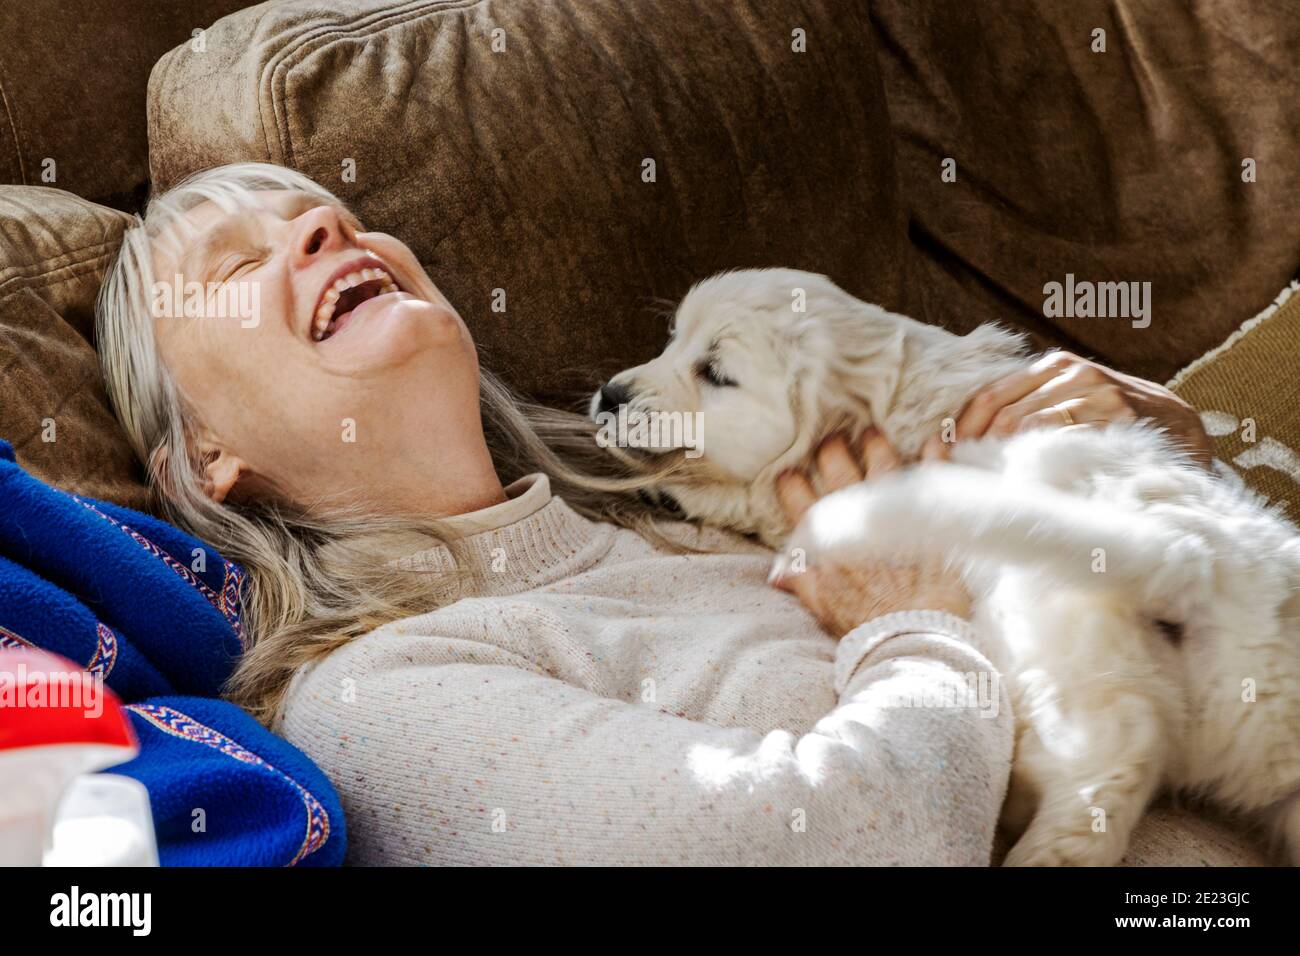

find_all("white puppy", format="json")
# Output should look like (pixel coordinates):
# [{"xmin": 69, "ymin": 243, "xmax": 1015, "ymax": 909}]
[{"xmin": 593, "ymin": 268, "xmax": 1300, "ymax": 866}]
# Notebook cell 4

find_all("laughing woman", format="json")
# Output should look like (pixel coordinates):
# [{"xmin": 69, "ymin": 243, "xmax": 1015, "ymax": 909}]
[{"xmin": 96, "ymin": 163, "xmax": 1209, "ymax": 865}]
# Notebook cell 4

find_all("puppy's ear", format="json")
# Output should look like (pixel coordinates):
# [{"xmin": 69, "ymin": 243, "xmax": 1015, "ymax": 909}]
[
  {"xmin": 836, "ymin": 326, "xmax": 907, "ymax": 424},
  {"xmin": 780, "ymin": 362, "xmax": 831, "ymax": 468}
]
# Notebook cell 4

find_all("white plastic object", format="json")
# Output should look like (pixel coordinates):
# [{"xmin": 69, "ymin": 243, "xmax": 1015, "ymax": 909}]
[
  {"xmin": 0, "ymin": 648, "xmax": 141, "ymax": 866},
  {"xmin": 43, "ymin": 773, "xmax": 158, "ymax": 867}
]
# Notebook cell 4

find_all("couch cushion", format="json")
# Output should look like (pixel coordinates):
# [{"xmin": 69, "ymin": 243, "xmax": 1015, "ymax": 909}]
[
  {"xmin": 871, "ymin": 0, "xmax": 1300, "ymax": 382},
  {"xmin": 0, "ymin": 186, "xmax": 148, "ymax": 507},
  {"xmin": 991, "ymin": 802, "xmax": 1270, "ymax": 866},
  {"xmin": 0, "ymin": 0, "xmax": 258, "ymax": 211},
  {"xmin": 1121, "ymin": 803, "xmax": 1269, "ymax": 867},
  {"xmin": 1170, "ymin": 282, "xmax": 1300, "ymax": 516},
  {"xmin": 146, "ymin": 0, "xmax": 906, "ymax": 404}
]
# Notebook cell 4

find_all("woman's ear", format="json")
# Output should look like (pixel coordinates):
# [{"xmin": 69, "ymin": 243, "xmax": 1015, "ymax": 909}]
[{"xmin": 197, "ymin": 442, "xmax": 248, "ymax": 504}]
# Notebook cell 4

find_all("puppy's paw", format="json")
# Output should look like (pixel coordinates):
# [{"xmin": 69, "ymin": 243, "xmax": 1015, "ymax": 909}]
[
  {"xmin": 775, "ymin": 482, "xmax": 883, "ymax": 575},
  {"xmin": 1003, "ymin": 826, "xmax": 1127, "ymax": 867}
]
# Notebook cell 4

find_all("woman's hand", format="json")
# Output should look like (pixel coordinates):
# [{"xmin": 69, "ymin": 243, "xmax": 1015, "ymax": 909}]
[
  {"xmin": 947, "ymin": 350, "xmax": 1212, "ymax": 465},
  {"xmin": 772, "ymin": 433, "xmax": 972, "ymax": 637}
]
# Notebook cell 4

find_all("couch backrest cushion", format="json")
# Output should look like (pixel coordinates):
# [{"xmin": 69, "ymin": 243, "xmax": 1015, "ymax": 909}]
[
  {"xmin": 0, "ymin": 0, "xmax": 258, "ymax": 211},
  {"xmin": 871, "ymin": 0, "xmax": 1300, "ymax": 382},
  {"xmin": 146, "ymin": 0, "xmax": 905, "ymax": 404},
  {"xmin": 0, "ymin": 186, "xmax": 148, "ymax": 506}
]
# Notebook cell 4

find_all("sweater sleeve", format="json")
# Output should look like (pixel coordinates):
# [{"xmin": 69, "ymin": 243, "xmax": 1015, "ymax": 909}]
[{"xmin": 279, "ymin": 610, "xmax": 1012, "ymax": 866}]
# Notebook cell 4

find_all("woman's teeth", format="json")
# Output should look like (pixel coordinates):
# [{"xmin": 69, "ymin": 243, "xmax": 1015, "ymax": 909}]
[{"xmin": 312, "ymin": 267, "xmax": 400, "ymax": 341}]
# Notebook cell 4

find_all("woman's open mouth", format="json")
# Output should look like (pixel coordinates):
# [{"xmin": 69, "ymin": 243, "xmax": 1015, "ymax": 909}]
[{"xmin": 312, "ymin": 260, "xmax": 403, "ymax": 342}]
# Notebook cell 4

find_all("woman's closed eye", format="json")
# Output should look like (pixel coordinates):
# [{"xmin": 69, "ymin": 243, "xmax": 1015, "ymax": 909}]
[{"xmin": 220, "ymin": 256, "xmax": 262, "ymax": 282}]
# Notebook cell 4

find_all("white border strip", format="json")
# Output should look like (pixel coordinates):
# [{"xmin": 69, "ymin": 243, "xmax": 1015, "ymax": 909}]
[{"xmin": 1168, "ymin": 280, "xmax": 1300, "ymax": 389}]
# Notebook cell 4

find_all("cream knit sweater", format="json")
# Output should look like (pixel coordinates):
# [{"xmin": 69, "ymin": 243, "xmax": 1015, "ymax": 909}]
[{"xmin": 277, "ymin": 475, "xmax": 1013, "ymax": 865}]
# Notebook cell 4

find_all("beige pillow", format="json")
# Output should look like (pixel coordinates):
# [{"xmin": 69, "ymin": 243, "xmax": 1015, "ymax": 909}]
[
  {"xmin": 146, "ymin": 0, "xmax": 906, "ymax": 404},
  {"xmin": 0, "ymin": 186, "xmax": 147, "ymax": 507},
  {"xmin": 1170, "ymin": 283, "xmax": 1300, "ymax": 516}
]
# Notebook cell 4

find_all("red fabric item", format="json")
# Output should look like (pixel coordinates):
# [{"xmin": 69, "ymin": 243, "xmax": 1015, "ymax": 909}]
[{"xmin": 0, "ymin": 648, "xmax": 136, "ymax": 753}]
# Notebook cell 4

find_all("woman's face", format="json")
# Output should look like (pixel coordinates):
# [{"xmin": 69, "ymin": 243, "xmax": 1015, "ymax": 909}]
[{"xmin": 150, "ymin": 189, "xmax": 503, "ymax": 516}]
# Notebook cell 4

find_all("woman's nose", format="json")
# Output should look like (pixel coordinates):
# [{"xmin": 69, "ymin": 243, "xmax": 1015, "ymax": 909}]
[{"xmin": 292, "ymin": 206, "xmax": 348, "ymax": 265}]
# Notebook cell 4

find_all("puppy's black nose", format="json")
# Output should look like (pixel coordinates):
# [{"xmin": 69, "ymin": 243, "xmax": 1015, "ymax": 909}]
[{"xmin": 595, "ymin": 382, "xmax": 632, "ymax": 416}]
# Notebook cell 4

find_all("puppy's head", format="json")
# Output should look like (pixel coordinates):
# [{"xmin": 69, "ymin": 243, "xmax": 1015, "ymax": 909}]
[{"xmin": 591, "ymin": 269, "xmax": 906, "ymax": 536}]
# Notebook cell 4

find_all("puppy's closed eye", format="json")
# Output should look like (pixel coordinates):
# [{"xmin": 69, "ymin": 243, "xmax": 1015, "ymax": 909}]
[{"xmin": 696, "ymin": 357, "xmax": 737, "ymax": 388}]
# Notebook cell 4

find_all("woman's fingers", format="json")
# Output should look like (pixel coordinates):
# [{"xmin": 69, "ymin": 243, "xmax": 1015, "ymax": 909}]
[
  {"xmin": 1015, "ymin": 396, "xmax": 1131, "ymax": 433},
  {"xmin": 992, "ymin": 377, "xmax": 1134, "ymax": 436},
  {"xmin": 815, "ymin": 435, "xmax": 863, "ymax": 492},
  {"xmin": 984, "ymin": 381, "xmax": 1080, "ymax": 435},
  {"xmin": 920, "ymin": 434, "xmax": 952, "ymax": 461},
  {"xmin": 860, "ymin": 428, "xmax": 901, "ymax": 478},
  {"xmin": 777, "ymin": 433, "xmax": 862, "ymax": 532},
  {"xmin": 776, "ymin": 469, "xmax": 818, "ymax": 525},
  {"xmin": 940, "ymin": 352, "xmax": 1204, "ymax": 459},
  {"xmin": 955, "ymin": 352, "xmax": 1076, "ymax": 439},
  {"xmin": 776, "ymin": 430, "xmax": 901, "ymax": 592}
]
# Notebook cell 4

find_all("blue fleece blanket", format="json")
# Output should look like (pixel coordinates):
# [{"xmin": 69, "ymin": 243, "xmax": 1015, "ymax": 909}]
[{"xmin": 0, "ymin": 439, "xmax": 344, "ymax": 866}]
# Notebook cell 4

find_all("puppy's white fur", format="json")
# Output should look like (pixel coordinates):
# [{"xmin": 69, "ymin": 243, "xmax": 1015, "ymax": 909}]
[{"xmin": 597, "ymin": 268, "xmax": 1300, "ymax": 866}]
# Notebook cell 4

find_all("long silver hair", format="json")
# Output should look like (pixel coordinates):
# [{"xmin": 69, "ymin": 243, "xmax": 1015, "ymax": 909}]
[{"xmin": 97, "ymin": 163, "xmax": 673, "ymax": 724}]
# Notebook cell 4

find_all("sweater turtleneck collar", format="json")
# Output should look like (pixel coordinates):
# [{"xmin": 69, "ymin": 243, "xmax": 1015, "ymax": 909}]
[{"xmin": 392, "ymin": 474, "xmax": 616, "ymax": 594}]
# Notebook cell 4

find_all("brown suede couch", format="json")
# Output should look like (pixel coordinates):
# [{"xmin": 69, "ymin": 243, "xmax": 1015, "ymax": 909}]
[{"xmin": 3, "ymin": 0, "xmax": 1297, "ymax": 865}]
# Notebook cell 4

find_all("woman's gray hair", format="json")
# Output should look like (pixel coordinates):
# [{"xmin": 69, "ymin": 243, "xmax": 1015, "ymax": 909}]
[{"xmin": 97, "ymin": 162, "xmax": 673, "ymax": 724}]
